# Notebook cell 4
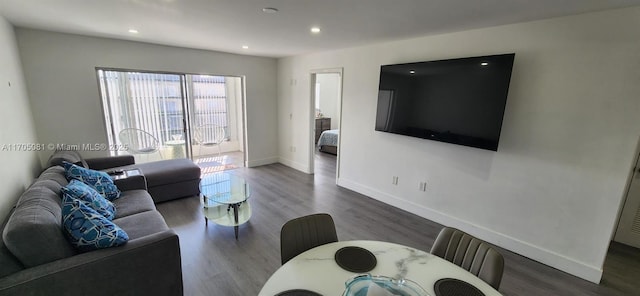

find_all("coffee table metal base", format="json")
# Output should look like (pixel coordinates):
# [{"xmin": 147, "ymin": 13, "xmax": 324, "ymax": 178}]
[{"xmin": 203, "ymin": 199, "xmax": 251, "ymax": 239}]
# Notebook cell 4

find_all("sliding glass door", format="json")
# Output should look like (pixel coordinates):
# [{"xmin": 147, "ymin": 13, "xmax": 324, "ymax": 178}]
[
  {"xmin": 98, "ymin": 70, "xmax": 187, "ymax": 162},
  {"xmin": 97, "ymin": 69, "xmax": 245, "ymax": 170},
  {"xmin": 187, "ymin": 75, "xmax": 244, "ymax": 174}
]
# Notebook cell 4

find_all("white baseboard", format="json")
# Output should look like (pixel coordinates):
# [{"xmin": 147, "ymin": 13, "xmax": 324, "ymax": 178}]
[
  {"xmin": 337, "ymin": 177, "xmax": 603, "ymax": 284},
  {"xmin": 246, "ymin": 156, "xmax": 278, "ymax": 168},
  {"xmin": 278, "ymin": 157, "xmax": 311, "ymax": 173}
]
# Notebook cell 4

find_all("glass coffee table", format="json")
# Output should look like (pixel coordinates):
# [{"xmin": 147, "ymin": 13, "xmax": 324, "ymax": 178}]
[{"xmin": 200, "ymin": 172, "xmax": 251, "ymax": 239}]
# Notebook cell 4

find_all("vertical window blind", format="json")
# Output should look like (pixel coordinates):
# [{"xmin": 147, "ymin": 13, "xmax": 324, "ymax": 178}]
[
  {"xmin": 190, "ymin": 75, "xmax": 230, "ymax": 140},
  {"xmin": 98, "ymin": 70, "xmax": 230, "ymax": 152}
]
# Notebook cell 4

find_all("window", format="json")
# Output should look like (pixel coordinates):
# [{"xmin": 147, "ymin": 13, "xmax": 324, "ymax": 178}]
[{"xmin": 97, "ymin": 69, "xmax": 232, "ymax": 157}]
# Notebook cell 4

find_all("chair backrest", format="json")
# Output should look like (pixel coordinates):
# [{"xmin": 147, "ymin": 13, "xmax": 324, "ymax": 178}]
[
  {"xmin": 194, "ymin": 124, "xmax": 225, "ymax": 145},
  {"xmin": 280, "ymin": 213, "xmax": 338, "ymax": 265},
  {"xmin": 118, "ymin": 128, "xmax": 160, "ymax": 154},
  {"xmin": 430, "ymin": 227, "xmax": 504, "ymax": 290}
]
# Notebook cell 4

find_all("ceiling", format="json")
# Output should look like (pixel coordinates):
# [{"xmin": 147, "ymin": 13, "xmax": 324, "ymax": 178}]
[{"xmin": 1, "ymin": 0, "xmax": 639, "ymax": 58}]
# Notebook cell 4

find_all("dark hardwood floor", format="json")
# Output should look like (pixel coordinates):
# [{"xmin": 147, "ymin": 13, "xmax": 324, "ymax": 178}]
[{"xmin": 155, "ymin": 151, "xmax": 640, "ymax": 296}]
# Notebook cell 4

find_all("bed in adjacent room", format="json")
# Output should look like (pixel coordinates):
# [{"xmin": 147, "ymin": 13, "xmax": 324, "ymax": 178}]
[{"xmin": 317, "ymin": 129, "xmax": 338, "ymax": 155}]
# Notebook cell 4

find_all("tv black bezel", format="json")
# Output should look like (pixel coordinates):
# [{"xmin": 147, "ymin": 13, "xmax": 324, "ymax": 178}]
[{"xmin": 374, "ymin": 53, "xmax": 515, "ymax": 151}]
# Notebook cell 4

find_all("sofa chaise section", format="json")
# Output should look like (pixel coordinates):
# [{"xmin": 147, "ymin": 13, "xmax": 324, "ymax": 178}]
[{"xmin": 47, "ymin": 150, "xmax": 201, "ymax": 203}]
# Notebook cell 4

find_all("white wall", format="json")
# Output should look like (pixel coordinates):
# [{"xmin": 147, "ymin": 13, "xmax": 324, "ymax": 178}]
[
  {"xmin": 316, "ymin": 73, "xmax": 341, "ymax": 129},
  {"xmin": 0, "ymin": 18, "xmax": 41, "ymax": 222},
  {"xmin": 16, "ymin": 29, "xmax": 278, "ymax": 167},
  {"xmin": 277, "ymin": 7, "xmax": 640, "ymax": 283}
]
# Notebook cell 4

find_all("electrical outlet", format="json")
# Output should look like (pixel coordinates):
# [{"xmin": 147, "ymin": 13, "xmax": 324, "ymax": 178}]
[
  {"xmin": 419, "ymin": 182, "xmax": 427, "ymax": 191},
  {"xmin": 392, "ymin": 176, "xmax": 398, "ymax": 185}
]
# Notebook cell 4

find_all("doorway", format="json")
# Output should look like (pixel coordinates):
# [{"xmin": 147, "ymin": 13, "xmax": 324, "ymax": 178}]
[
  {"xmin": 309, "ymin": 69, "xmax": 343, "ymax": 179},
  {"xmin": 97, "ymin": 69, "xmax": 245, "ymax": 174}
]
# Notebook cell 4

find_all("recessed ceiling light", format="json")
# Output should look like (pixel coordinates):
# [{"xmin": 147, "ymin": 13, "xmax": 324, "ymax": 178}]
[
  {"xmin": 242, "ymin": 45, "xmax": 249, "ymax": 49},
  {"xmin": 262, "ymin": 7, "xmax": 278, "ymax": 13},
  {"xmin": 128, "ymin": 29, "xmax": 139, "ymax": 34},
  {"xmin": 480, "ymin": 62, "xmax": 489, "ymax": 66},
  {"xmin": 311, "ymin": 27, "xmax": 321, "ymax": 34},
  {"xmin": 409, "ymin": 70, "xmax": 416, "ymax": 74}
]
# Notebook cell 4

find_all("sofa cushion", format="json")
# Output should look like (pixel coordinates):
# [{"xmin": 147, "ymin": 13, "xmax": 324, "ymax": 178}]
[
  {"xmin": 112, "ymin": 211, "xmax": 169, "ymax": 240},
  {"xmin": 0, "ymin": 206, "xmax": 24, "ymax": 278},
  {"xmin": 47, "ymin": 149, "xmax": 89, "ymax": 168},
  {"xmin": 62, "ymin": 179, "xmax": 116, "ymax": 220},
  {"xmin": 61, "ymin": 195, "xmax": 129, "ymax": 252},
  {"xmin": 63, "ymin": 161, "xmax": 121, "ymax": 201},
  {"xmin": 117, "ymin": 159, "xmax": 201, "ymax": 187},
  {"xmin": 0, "ymin": 240, "xmax": 23, "ymax": 278},
  {"xmin": 29, "ymin": 179, "xmax": 63, "ymax": 197},
  {"xmin": 37, "ymin": 166, "xmax": 68, "ymax": 187},
  {"xmin": 147, "ymin": 179, "xmax": 201, "ymax": 203},
  {"xmin": 2, "ymin": 184, "xmax": 76, "ymax": 267},
  {"xmin": 113, "ymin": 190, "xmax": 156, "ymax": 218}
]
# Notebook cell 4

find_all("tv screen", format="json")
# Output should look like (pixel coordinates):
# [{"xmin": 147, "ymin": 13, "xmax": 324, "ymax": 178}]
[{"xmin": 375, "ymin": 53, "xmax": 515, "ymax": 151}]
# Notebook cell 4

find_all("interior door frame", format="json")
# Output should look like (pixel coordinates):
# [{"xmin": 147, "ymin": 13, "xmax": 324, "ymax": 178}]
[{"xmin": 308, "ymin": 68, "xmax": 344, "ymax": 181}]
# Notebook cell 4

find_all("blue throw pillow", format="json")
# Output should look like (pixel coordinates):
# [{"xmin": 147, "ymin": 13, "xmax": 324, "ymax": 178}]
[
  {"xmin": 61, "ymin": 179, "xmax": 116, "ymax": 220},
  {"xmin": 61, "ymin": 194, "xmax": 128, "ymax": 252},
  {"xmin": 62, "ymin": 161, "xmax": 121, "ymax": 201}
]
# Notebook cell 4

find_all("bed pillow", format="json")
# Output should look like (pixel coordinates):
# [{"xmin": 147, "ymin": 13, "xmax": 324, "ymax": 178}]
[
  {"xmin": 61, "ymin": 194, "xmax": 128, "ymax": 252},
  {"xmin": 62, "ymin": 161, "xmax": 121, "ymax": 201},
  {"xmin": 61, "ymin": 179, "xmax": 116, "ymax": 220}
]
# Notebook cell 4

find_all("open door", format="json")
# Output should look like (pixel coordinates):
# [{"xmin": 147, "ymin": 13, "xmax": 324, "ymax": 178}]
[
  {"xmin": 187, "ymin": 75, "xmax": 246, "ymax": 175},
  {"xmin": 309, "ymin": 69, "xmax": 343, "ymax": 179}
]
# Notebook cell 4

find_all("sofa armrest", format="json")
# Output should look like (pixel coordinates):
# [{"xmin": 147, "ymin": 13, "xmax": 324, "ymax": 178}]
[
  {"xmin": 113, "ymin": 175, "xmax": 147, "ymax": 191},
  {"xmin": 0, "ymin": 230, "xmax": 183, "ymax": 296},
  {"xmin": 85, "ymin": 155, "xmax": 135, "ymax": 170}
]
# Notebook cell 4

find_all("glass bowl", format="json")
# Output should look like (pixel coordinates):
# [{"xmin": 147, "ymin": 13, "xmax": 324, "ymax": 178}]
[{"xmin": 342, "ymin": 274, "xmax": 430, "ymax": 296}]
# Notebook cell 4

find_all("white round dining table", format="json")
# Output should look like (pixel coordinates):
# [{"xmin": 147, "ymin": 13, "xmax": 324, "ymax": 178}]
[{"xmin": 258, "ymin": 240, "xmax": 502, "ymax": 296}]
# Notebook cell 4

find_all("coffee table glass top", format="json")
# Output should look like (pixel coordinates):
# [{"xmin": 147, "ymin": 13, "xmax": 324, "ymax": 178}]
[
  {"xmin": 200, "ymin": 172, "xmax": 252, "ymax": 239},
  {"xmin": 200, "ymin": 172, "xmax": 250, "ymax": 205}
]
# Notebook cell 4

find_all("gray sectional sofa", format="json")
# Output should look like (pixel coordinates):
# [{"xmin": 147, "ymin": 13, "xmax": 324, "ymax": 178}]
[
  {"xmin": 0, "ymin": 150, "xmax": 200, "ymax": 295},
  {"xmin": 48, "ymin": 150, "xmax": 201, "ymax": 203}
]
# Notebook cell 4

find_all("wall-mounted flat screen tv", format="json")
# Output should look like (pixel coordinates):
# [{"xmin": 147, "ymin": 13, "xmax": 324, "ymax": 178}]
[{"xmin": 375, "ymin": 53, "xmax": 515, "ymax": 151}]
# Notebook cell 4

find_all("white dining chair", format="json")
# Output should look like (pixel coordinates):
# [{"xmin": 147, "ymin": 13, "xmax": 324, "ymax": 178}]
[
  {"xmin": 194, "ymin": 124, "xmax": 226, "ymax": 157},
  {"xmin": 118, "ymin": 128, "xmax": 163, "ymax": 160}
]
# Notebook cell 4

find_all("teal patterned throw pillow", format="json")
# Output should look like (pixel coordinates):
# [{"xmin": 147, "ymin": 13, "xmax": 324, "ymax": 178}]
[
  {"xmin": 61, "ymin": 179, "xmax": 116, "ymax": 220},
  {"xmin": 62, "ymin": 161, "xmax": 121, "ymax": 201},
  {"xmin": 61, "ymin": 194, "xmax": 128, "ymax": 252}
]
